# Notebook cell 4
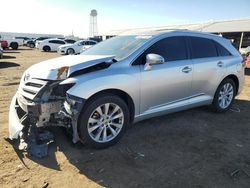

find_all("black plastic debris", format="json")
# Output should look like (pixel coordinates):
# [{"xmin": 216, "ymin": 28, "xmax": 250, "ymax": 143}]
[{"xmin": 19, "ymin": 124, "xmax": 54, "ymax": 158}]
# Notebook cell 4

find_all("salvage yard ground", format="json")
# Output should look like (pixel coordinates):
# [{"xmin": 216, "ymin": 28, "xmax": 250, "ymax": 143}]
[{"xmin": 0, "ymin": 47, "xmax": 250, "ymax": 188}]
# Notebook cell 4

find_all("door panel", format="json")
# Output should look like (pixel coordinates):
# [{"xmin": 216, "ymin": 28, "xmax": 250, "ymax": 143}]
[
  {"xmin": 191, "ymin": 57, "xmax": 226, "ymax": 98},
  {"xmin": 140, "ymin": 60, "xmax": 193, "ymax": 114},
  {"xmin": 188, "ymin": 36, "xmax": 227, "ymax": 98}
]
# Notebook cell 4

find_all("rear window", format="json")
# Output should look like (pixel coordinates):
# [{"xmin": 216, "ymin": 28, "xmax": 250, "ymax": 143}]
[
  {"xmin": 49, "ymin": 40, "xmax": 65, "ymax": 44},
  {"xmin": 189, "ymin": 37, "xmax": 217, "ymax": 58},
  {"xmin": 214, "ymin": 42, "xmax": 232, "ymax": 56}
]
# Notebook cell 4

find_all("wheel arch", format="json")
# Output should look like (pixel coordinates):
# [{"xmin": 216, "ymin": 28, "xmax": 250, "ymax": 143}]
[
  {"xmin": 43, "ymin": 45, "xmax": 50, "ymax": 51},
  {"xmin": 84, "ymin": 89, "xmax": 135, "ymax": 123},
  {"xmin": 223, "ymin": 74, "xmax": 239, "ymax": 94}
]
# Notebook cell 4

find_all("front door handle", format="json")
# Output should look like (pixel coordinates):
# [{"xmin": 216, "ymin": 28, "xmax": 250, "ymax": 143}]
[
  {"xmin": 217, "ymin": 61, "xmax": 224, "ymax": 67},
  {"xmin": 182, "ymin": 66, "xmax": 192, "ymax": 73}
]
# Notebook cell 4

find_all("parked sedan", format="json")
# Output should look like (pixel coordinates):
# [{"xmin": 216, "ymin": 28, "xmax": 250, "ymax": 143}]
[
  {"xmin": 38, "ymin": 38, "xmax": 66, "ymax": 52},
  {"xmin": 35, "ymin": 37, "xmax": 51, "ymax": 48},
  {"xmin": 58, "ymin": 40, "xmax": 97, "ymax": 55},
  {"xmin": 9, "ymin": 30, "xmax": 244, "ymax": 150}
]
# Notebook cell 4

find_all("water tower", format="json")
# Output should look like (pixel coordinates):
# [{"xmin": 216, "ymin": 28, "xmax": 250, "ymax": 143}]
[{"xmin": 89, "ymin": 9, "xmax": 98, "ymax": 37}]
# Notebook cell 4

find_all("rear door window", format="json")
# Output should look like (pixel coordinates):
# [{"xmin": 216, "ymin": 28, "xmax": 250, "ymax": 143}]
[{"xmin": 189, "ymin": 37, "xmax": 217, "ymax": 58}]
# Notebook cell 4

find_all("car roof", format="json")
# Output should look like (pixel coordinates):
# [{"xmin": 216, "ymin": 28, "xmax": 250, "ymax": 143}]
[
  {"xmin": 120, "ymin": 29, "xmax": 219, "ymax": 39},
  {"xmin": 43, "ymin": 38, "xmax": 65, "ymax": 42}
]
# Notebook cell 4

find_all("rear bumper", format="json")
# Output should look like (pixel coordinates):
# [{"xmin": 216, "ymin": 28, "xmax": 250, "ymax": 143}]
[{"xmin": 9, "ymin": 94, "xmax": 24, "ymax": 139}]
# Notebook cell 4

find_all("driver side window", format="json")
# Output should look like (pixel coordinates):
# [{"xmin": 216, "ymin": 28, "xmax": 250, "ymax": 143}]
[{"xmin": 133, "ymin": 36, "xmax": 188, "ymax": 65}]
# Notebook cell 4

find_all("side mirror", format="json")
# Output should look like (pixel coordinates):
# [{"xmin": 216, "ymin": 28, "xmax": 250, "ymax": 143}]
[{"xmin": 144, "ymin": 54, "xmax": 165, "ymax": 71}]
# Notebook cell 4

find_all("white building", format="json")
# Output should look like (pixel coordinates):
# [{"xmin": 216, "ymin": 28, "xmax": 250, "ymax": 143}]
[{"xmin": 99, "ymin": 18, "xmax": 250, "ymax": 50}]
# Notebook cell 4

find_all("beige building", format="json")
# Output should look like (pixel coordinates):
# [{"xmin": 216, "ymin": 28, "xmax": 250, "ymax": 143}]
[{"xmin": 99, "ymin": 18, "xmax": 250, "ymax": 50}]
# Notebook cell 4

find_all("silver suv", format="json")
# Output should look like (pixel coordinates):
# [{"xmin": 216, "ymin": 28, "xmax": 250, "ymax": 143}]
[{"xmin": 9, "ymin": 30, "xmax": 245, "ymax": 148}]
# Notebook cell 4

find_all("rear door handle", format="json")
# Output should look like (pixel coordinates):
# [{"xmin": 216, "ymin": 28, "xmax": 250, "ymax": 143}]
[
  {"xmin": 182, "ymin": 66, "xmax": 192, "ymax": 73},
  {"xmin": 217, "ymin": 61, "xmax": 224, "ymax": 67}
]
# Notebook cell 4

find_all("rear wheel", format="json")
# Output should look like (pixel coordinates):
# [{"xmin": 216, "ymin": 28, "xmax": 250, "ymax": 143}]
[
  {"xmin": 43, "ymin": 46, "xmax": 51, "ymax": 52},
  {"xmin": 10, "ymin": 42, "xmax": 18, "ymax": 50},
  {"xmin": 78, "ymin": 94, "xmax": 130, "ymax": 148},
  {"xmin": 212, "ymin": 78, "xmax": 236, "ymax": 112},
  {"xmin": 67, "ymin": 48, "xmax": 75, "ymax": 55}
]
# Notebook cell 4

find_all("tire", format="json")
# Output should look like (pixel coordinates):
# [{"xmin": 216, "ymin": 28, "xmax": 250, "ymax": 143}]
[
  {"xmin": 212, "ymin": 78, "xmax": 236, "ymax": 113},
  {"xmin": 67, "ymin": 48, "xmax": 75, "ymax": 55},
  {"xmin": 30, "ymin": 43, "xmax": 35, "ymax": 48},
  {"xmin": 10, "ymin": 42, "xmax": 18, "ymax": 50},
  {"xmin": 78, "ymin": 94, "xmax": 130, "ymax": 149},
  {"xmin": 43, "ymin": 46, "xmax": 51, "ymax": 52}
]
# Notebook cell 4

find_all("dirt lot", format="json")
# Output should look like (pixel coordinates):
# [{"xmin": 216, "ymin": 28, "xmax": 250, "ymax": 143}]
[{"xmin": 0, "ymin": 47, "xmax": 250, "ymax": 188}]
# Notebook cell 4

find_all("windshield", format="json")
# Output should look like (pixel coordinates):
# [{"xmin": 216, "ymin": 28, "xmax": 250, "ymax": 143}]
[{"xmin": 81, "ymin": 35, "xmax": 151, "ymax": 61}]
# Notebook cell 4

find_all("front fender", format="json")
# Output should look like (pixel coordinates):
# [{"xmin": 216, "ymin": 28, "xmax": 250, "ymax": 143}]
[{"xmin": 67, "ymin": 73, "xmax": 140, "ymax": 115}]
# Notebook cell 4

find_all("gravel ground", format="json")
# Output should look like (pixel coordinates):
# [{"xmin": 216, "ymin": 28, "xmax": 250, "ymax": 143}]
[{"xmin": 0, "ymin": 47, "xmax": 250, "ymax": 188}]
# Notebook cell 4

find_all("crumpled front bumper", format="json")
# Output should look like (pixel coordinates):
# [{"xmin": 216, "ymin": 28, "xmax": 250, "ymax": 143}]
[{"xmin": 9, "ymin": 94, "xmax": 24, "ymax": 139}]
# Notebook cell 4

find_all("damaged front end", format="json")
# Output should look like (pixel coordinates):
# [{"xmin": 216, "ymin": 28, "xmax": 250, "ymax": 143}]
[
  {"xmin": 9, "ymin": 77, "xmax": 83, "ymax": 158},
  {"xmin": 9, "ymin": 55, "xmax": 116, "ymax": 157}
]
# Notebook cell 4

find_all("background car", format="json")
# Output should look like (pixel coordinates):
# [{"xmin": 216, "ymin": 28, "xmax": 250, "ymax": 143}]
[
  {"xmin": 0, "ymin": 40, "xmax": 8, "ymax": 49},
  {"xmin": 0, "ymin": 36, "xmax": 24, "ymax": 50},
  {"xmin": 38, "ymin": 38, "xmax": 66, "ymax": 52},
  {"xmin": 15, "ymin": 37, "xmax": 31, "ymax": 46},
  {"xmin": 35, "ymin": 37, "xmax": 51, "ymax": 48},
  {"xmin": 240, "ymin": 46, "xmax": 250, "ymax": 55},
  {"xmin": 26, "ymin": 39, "xmax": 36, "ymax": 48},
  {"xmin": 58, "ymin": 40, "xmax": 97, "ymax": 55}
]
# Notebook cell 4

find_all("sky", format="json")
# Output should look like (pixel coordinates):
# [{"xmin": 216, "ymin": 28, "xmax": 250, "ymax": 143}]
[{"xmin": 1, "ymin": 0, "xmax": 249, "ymax": 37}]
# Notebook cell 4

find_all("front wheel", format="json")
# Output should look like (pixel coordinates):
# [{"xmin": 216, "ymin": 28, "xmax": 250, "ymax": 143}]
[
  {"xmin": 212, "ymin": 78, "xmax": 236, "ymax": 112},
  {"xmin": 78, "ymin": 94, "xmax": 130, "ymax": 148}
]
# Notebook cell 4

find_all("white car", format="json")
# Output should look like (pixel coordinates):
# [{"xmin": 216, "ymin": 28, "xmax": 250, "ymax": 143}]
[
  {"xmin": 0, "ymin": 36, "xmax": 24, "ymax": 50},
  {"xmin": 38, "ymin": 38, "xmax": 66, "ymax": 52},
  {"xmin": 58, "ymin": 40, "xmax": 97, "ymax": 55},
  {"xmin": 240, "ymin": 46, "xmax": 250, "ymax": 55}
]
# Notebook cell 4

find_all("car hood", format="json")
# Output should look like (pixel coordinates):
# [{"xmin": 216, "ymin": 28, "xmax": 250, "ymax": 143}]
[{"xmin": 24, "ymin": 55, "xmax": 115, "ymax": 80}]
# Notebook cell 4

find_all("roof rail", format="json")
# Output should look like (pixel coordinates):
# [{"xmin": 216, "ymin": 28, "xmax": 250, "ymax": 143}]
[{"xmin": 154, "ymin": 28, "xmax": 189, "ymax": 32}]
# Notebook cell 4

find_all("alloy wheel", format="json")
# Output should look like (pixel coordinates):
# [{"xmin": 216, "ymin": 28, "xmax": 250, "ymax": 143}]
[
  {"xmin": 87, "ymin": 103, "xmax": 124, "ymax": 143},
  {"xmin": 218, "ymin": 83, "xmax": 234, "ymax": 109}
]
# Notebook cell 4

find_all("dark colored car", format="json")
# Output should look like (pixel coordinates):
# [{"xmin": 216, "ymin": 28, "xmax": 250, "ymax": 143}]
[
  {"xmin": 0, "ymin": 40, "xmax": 8, "ymax": 49},
  {"xmin": 27, "ymin": 40, "xmax": 36, "ymax": 48}
]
